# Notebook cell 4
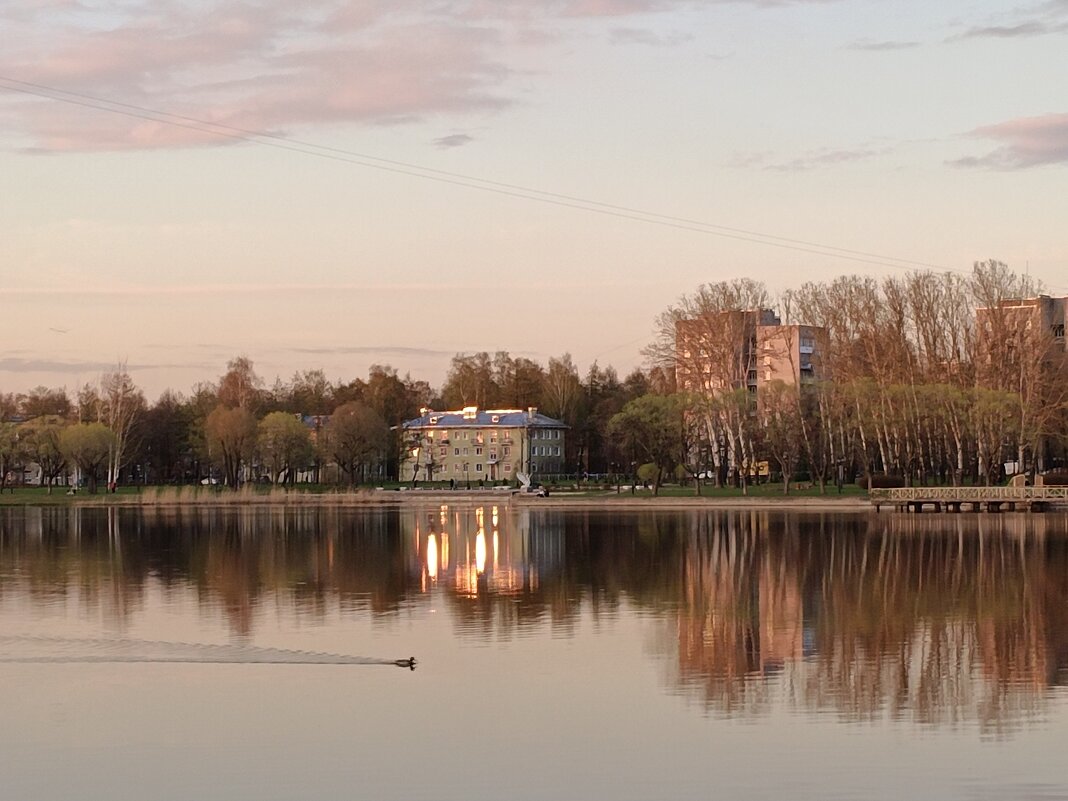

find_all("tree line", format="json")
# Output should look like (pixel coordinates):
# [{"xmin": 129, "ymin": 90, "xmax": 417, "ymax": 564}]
[
  {"xmin": 1, "ymin": 260, "xmax": 1065, "ymax": 493},
  {"xmin": 631, "ymin": 260, "xmax": 1068, "ymax": 493},
  {"xmin": 0, "ymin": 353, "xmax": 665, "ymax": 492}
]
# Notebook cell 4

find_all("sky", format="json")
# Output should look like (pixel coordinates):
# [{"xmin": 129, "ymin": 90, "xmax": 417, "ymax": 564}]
[{"xmin": 2, "ymin": 0, "xmax": 1067, "ymax": 400}]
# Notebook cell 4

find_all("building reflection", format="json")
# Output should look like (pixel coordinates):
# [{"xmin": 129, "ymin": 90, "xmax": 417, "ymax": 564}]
[
  {"xmin": 669, "ymin": 511, "xmax": 1068, "ymax": 734},
  {"xmin": 1, "ymin": 505, "xmax": 1066, "ymax": 732}
]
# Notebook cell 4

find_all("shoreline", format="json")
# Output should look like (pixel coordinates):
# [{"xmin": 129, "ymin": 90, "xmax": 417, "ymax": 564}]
[{"xmin": 0, "ymin": 487, "xmax": 873, "ymax": 511}]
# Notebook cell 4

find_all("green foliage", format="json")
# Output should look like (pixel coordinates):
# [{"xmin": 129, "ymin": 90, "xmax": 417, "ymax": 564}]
[
  {"xmin": 636, "ymin": 463, "xmax": 658, "ymax": 482},
  {"xmin": 608, "ymin": 394, "xmax": 685, "ymax": 495},
  {"xmin": 257, "ymin": 412, "xmax": 314, "ymax": 484},
  {"xmin": 59, "ymin": 423, "xmax": 115, "ymax": 493},
  {"xmin": 19, "ymin": 415, "xmax": 68, "ymax": 493},
  {"xmin": 0, "ymin": 422, "xmax": 24, "ymax": 492}
]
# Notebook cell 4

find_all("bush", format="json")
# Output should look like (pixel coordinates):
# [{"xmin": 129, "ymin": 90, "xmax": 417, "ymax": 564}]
[
  {"xmin": 636, "ymin": 463, "xmax": 659, "ymax": 483},
  {"xmin": 862, "ymin": 474, "xmax": 907, "ymax": 489}
]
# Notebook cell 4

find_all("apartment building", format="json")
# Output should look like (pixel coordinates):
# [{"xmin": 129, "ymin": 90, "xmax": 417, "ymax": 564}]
[
  {"xmin": 400, "ymin": 406, "xmax": 567, "ymax": 483},
  {"xmin": 756, "ymin": 324, "xmax": 825, "ymax": 388},
  {"xmin": 976, "ymin": 295, "xmax": 1067, "ymax": 384},
  {"xmin": 675, "ymin": 308, "xmax": 826, "ymax": 397},
  {"xmin": 675, "ymin": 308, "xmax": 780, "ymax": 395}
]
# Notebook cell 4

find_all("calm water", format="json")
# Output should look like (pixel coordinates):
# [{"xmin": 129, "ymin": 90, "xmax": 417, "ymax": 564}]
[{"xmin": 1, "ymin": 504, "xmax": 1067, "ymax": 801}]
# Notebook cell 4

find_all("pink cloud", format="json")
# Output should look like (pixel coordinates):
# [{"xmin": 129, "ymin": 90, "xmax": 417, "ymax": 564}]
[
  {"xmin": 0, "ymin": 0, "xmax": 792, "ymax": 151},
  {"xmin": 954, "ymin": 112, "xmax": 1068, "ymax": 169}
]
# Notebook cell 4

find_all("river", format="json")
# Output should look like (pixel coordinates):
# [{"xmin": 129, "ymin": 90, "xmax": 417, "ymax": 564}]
[{"xmin": 1, "ymin": 504, "xmax": 1066, "ymax": 800}]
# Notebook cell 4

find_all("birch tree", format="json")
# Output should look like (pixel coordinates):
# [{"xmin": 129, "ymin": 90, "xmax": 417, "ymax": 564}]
[{"xmin": 100, "ymin": 366, "xmax": 144, "ymax": 487}]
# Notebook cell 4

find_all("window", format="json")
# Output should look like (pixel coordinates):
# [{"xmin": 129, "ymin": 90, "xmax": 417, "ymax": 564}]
[
  {"xmin": 454, "ymin": 448, "xmax": 460, "ymax": 456},
  {"xmin": 454, "ymin": 464, "xmax": 462, "ymax": 473},
  {"xmin": 491, "ymin": 415, "xmax": 500, "ymax": 423},
  {"xmin": 503, "ymin": 446, "xmax": 510, "ymax": 456},
  {"xmin": 475, "ymin": 464, "xmax": 483, "ymax": 473},
  {"xmin": 475, "ymin": 447, "xmax": 482, "ymax": 456},
  {"xmin": 489, "ymin": 451, "xmax": 497, "ymax": 461},
  {"xmin": 503, "ymin": 463, "xmax": 511, "ymax": 472},
  {"xmin": 463, "ymin": 447, "xmax": 469, "ymax": 456},
  {"xmin": 554, "ymin": 446, "xmax": 560, "ymax": 456},
  {"xmin": 490, "ymin": 433, "xmax": 498, "ymax": 444},
  {"xmin": 439, "ymin": 447, "xmax": 447, "ymax": 457},
  {"xmin": 440, "ymin": 430, "xmax": 448, "ymax": 440}
]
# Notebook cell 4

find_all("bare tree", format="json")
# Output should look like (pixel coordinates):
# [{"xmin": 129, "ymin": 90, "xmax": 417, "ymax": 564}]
[{"xmin": 100, "ymin": 365, "xmax": 145, "ymax": 488}]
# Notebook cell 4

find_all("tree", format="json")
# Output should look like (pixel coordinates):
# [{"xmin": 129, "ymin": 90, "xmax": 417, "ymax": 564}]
[
  {"xmin": 60, "ymin": 423, "xmax": 115, "ymax": 493},
  {"xmin": 319, "ymin": 402, "xmax": 390, "ymax": 486},
  {"xmin": 99, "ymin": 365, "xmax": 145, "ymax": 487},
  {"xmin": 363, "ymin": 365, "xmax": 430, "ymax": 479},
  {"xmin": 217, "ymin": 356, "xmax": 263, "ymax": 410},
  {"xmin": 257, "ymin": 412, "xmax": 314, "ymax": 484},
  {"xmin": 541, "ymin": 354, "xmax": 583, "ymax": 421},
  {"xmin": 20, "ymin": 415, "xmax": 68, "ymax": 494},
  {"xmin": 288, "ymin": 369, "xmax": 333, "ymax": 415},
  {"xmin": 607, "ymin": 394, "xmax": 685, "ymax": 495},
  {"xmin": 441, "ymin": 353, "xmax": 498, "ymax": 409},
  {"xmin": 759, "ymin": 381, "xmax": 803, "ymax": 494},
  {"xmin": 203, "ymin": 405, "xmax": 257, "ymax": 487},
  {"xmin": 0, "ymin": 393, "xmax": 18, "ymax": 421},
  {"xmin": 971, "ymin": 388, "xmax": 1019, "ymax": 485},
  {"xmin": 0, "ymin": 422, "xmax": 24, "ymax": 493},
  {"xmin": 20, "ymin": 386, "xmax": 71, "ymax": 418},
  {"xmin": 138, "ymin": 390, "xmax": 195, "ymax": 484},
  {"xmin": 494, "ymin": 353, "xmax": 544, "ymax": 408}
]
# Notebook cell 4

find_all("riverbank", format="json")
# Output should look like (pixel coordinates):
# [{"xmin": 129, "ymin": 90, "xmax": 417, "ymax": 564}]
[{"xmin": 0, "ymin": 484, "xmax": 871, "ymax": 511}]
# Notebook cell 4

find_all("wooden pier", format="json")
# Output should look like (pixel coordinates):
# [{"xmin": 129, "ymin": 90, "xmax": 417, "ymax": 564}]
[{"xmin": 869, "ymin": 486, "xmax": 1068, "ymax": 513}]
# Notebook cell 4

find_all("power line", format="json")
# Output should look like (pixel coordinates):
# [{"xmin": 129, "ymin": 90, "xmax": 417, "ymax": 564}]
[{"xmin": 0, "ymin": 75, "xmax": 955, "ymax": 273}]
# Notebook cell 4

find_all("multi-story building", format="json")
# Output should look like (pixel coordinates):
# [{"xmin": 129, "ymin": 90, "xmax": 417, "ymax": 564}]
[
  {"xmin": 756, "ymin": 324, "xmax": 826, "ymax": 389},
  {"xmin": 975, "ymin": 294, "xmax": 1068, "ymax": 474},
  {"xmin": 675, "ymin": 308, "xmax": 780, "ymax": 395},
  {"xmin": 675, "ymin": 308, "xmax": 826, "ymax": 397},
  {"xmin": 400, "ymin": 406, "xmax": 568, "ymax": 483},
  {"xmin": 975, "ymin": 294, "xmax": 1067, "ymax": 388}
]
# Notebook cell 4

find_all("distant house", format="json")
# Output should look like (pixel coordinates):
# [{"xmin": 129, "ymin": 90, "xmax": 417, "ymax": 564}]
[{"xmin": 400, "ymin": 406, "xmax": 568, "ymax": 483}]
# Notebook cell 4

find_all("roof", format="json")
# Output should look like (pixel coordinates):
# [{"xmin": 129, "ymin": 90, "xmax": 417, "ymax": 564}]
[{"xmin": 402, "ymin": 409, "xmax": 567, "ymax": 429}]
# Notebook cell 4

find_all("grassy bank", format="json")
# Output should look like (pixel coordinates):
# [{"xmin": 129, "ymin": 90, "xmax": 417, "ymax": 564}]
[{"xmin": 0, "ymin": 481, "xmax": 869, "ymax": 507}]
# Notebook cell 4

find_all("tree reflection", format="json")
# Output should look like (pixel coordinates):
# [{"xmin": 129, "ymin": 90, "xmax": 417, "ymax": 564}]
[
  {"xmin": 1, "ymin": 505, "xmax": 1066, "ymax": 732},
  {"xmin": 669, "ymin": 512, "xmax": 1068, "ymax": 734}
]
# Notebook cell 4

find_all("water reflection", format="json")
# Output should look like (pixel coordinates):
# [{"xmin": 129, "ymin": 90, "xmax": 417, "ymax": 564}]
[
  {"xmin": 670, "ymin": 512, "xmax": 1068, "ymax": 734},
  {"xmin": 1, "ymin": 505, "xmax": 1066, "ymax": 734}
]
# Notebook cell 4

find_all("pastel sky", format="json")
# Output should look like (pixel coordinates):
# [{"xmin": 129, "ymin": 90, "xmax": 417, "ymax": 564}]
[{"xmin": 2, "ymin": 0, "xmax": 1067, "ymax": 399}]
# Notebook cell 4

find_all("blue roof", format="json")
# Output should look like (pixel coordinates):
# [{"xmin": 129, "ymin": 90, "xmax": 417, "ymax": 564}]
[{"xmin": 402, "ymin": 409, "xmax": 567, "ymax": 429}]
